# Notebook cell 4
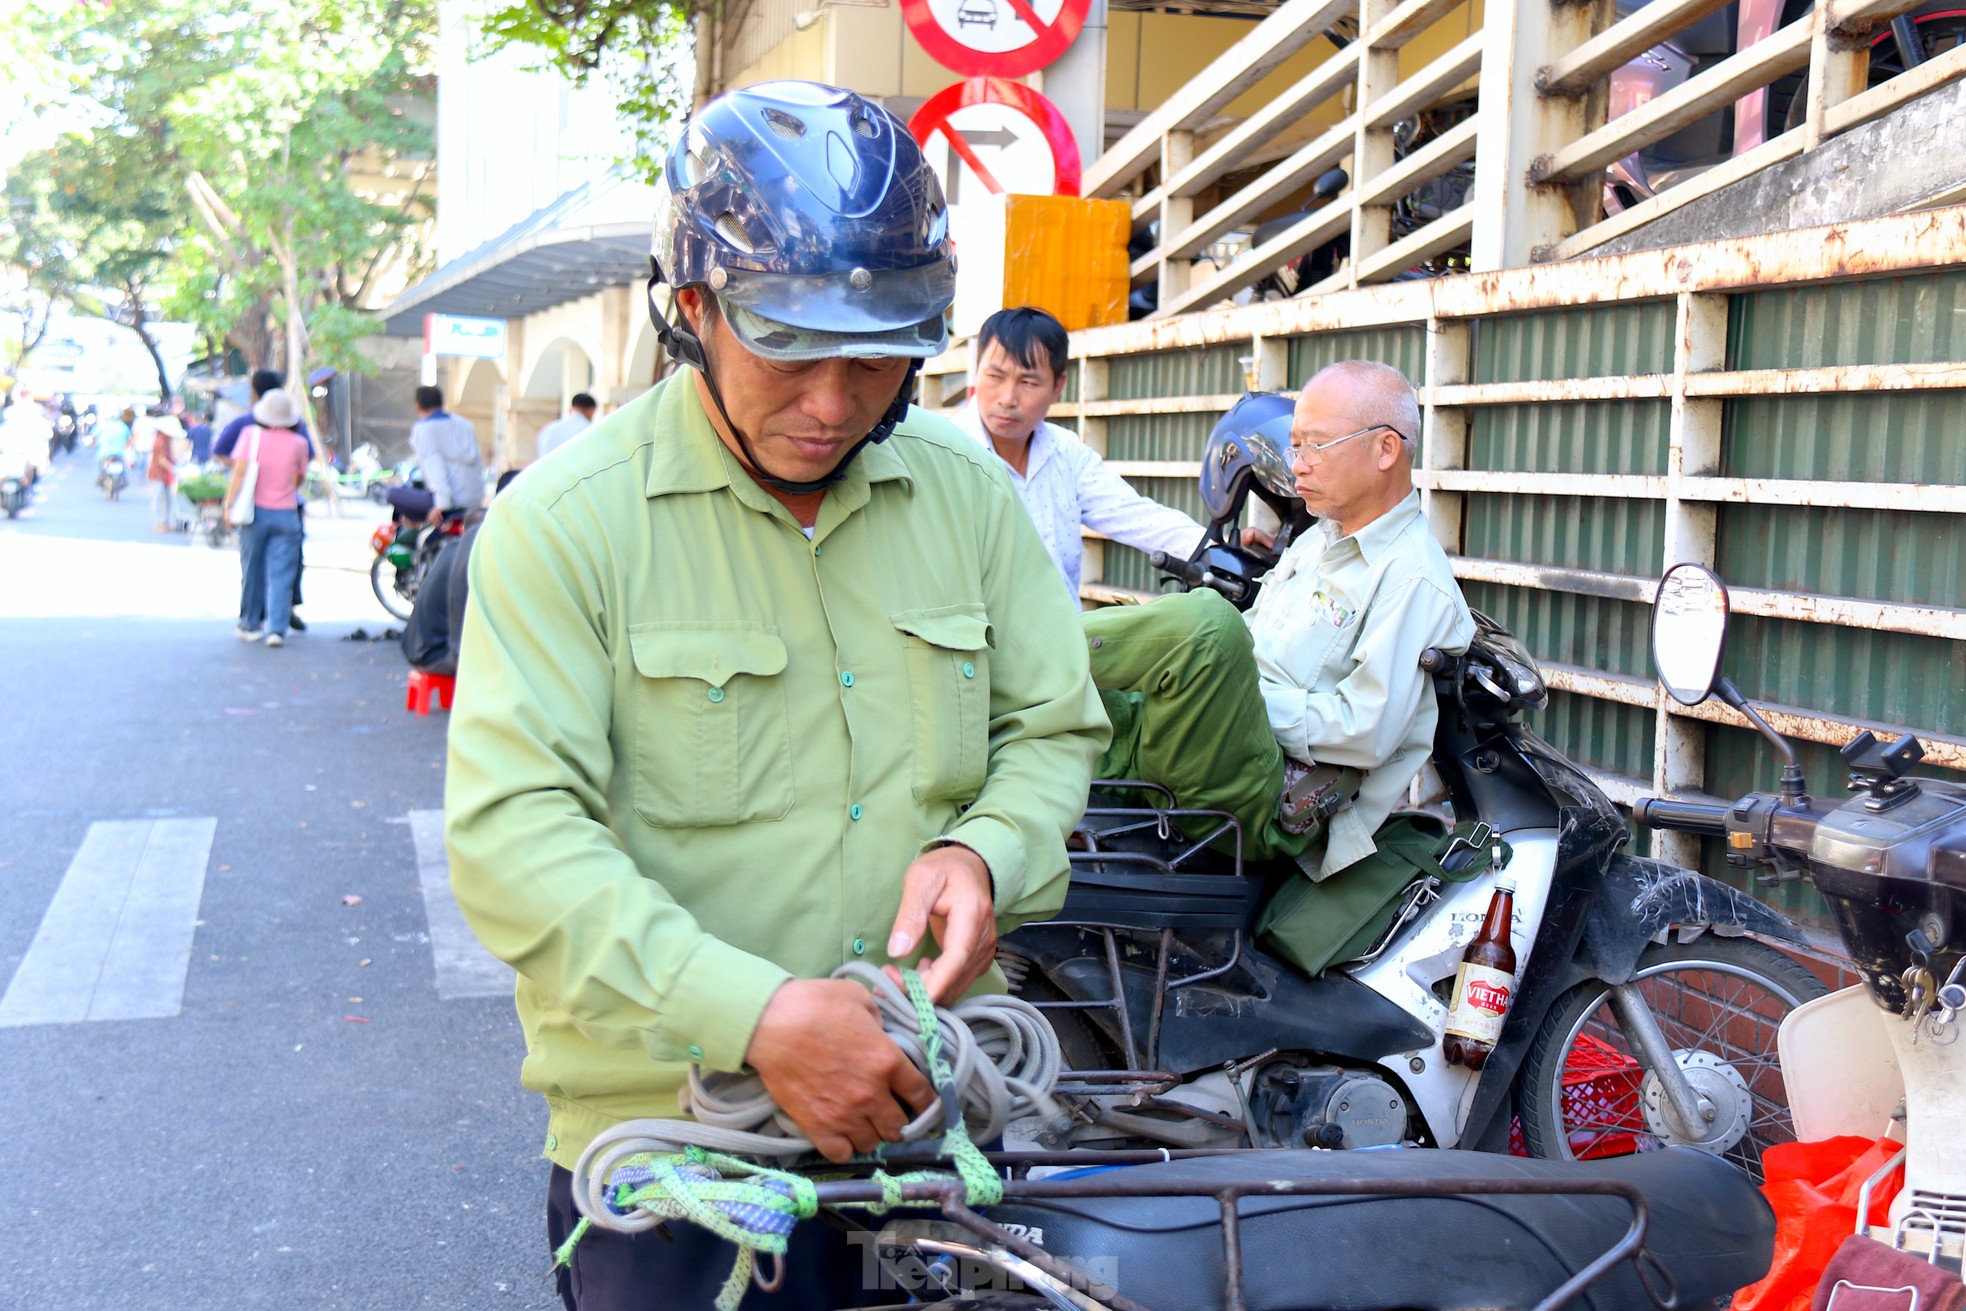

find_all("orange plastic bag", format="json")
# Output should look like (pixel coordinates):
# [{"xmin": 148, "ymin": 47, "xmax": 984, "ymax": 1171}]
[{"xmin": 1734, "ymin": 1137, "xmax": 1905, "ymax": 1311}]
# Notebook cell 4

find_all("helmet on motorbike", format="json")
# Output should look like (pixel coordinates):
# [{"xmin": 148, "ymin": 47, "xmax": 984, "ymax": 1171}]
[
  {"xmin": 648, "ymin": 81, "xmax": 955, "ymax": 493},
  {"xmin": 1200, "ymin": 392, "xmax": 1299, "ymax": 524}
]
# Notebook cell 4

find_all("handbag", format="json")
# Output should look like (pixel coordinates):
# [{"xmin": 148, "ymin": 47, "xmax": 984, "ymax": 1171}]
[
  {"xmin": 228, "ymin": 424, "xmax": 261, "ymax": 526},
  {"xmin": 1256, "ymin": 814, "xmax": 1512, "ymax": 976}
]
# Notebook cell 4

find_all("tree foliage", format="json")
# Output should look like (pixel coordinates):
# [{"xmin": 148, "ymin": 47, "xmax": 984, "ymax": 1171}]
[
  {"xmin": 478, "ymin": 0, "xmax": 693, "ymax": 182},
  {"xmin": 0, "ymin": 0, "xmax": 438, "ymax": 405}
]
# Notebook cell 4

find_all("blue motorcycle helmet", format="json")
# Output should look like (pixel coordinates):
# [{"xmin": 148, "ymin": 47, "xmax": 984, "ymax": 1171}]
[
  {"xmin": 1200, "ymin": 391, "xmax": 1299, "ymax": 524},
  {"xmin": 648, "ymin": 80, "xmax": 956, "ymax": 494}
]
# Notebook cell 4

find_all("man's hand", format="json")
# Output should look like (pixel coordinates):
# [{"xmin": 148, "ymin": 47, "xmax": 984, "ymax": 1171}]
[
  {"xmin": 1240, "ymin": 526, "xmax": 1277, "ymax": 551},
  {"xmin": 886, "ymin": 844, "xmax": 997, "ymax": 1005},
  {"xmin": 744, "ymin": 978, "xmax": 936, "ymax": 1163},
  {"xmin": 425, "ymin": 506, "xmax": 444, "ymax": 525}
]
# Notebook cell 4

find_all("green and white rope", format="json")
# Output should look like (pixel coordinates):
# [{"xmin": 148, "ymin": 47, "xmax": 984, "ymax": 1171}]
[{"xmin": 559, "ymin": 965, "xmax": 1063, "ymax": 1309}]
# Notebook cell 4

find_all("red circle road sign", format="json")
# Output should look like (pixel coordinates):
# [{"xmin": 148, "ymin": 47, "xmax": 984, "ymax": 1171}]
[
  {"xmin": 910, "ymin": 79, "xmax": 1082, "ymax": 200},
  {"xmin": 901, "ymin": 0, "xmax": 1090, "ymax": 78}
]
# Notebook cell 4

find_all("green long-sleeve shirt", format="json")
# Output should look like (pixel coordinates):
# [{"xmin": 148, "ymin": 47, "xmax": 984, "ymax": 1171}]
[{"xmin": 444, "ymin": 375, "xmax": 1109, "ymax": 1168}]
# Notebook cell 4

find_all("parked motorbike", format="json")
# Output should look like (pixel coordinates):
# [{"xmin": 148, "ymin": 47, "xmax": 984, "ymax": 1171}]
[
  {"xmin": 1637, "ymin": 563, "xmax": 1966, "ymax": 1265},
  {"xmin": 830, "ymin": 415, "xmax": 1802, "ymax": 1311},
  {"xmin": 368, "ymin": 510, "xmax": 464, "ymax": 621},
  {"xmin": 97, "ymin": 454, "xmax": 127, "ymax": 501},
  {"xmin": 998, "ymin": 396, "xmax": 1825, "ymax": 1184}
]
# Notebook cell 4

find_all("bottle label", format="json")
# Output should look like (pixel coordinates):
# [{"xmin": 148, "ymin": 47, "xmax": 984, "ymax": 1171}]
[{"xmin": 1444, "ymin": 963, "xmax": 1515, "ymax": 1044}]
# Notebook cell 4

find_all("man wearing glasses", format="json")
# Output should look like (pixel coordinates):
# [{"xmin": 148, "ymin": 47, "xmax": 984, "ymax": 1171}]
[{"xmin": 1084, "ymin": 359, "xmax": 1474, "ymax": 879}]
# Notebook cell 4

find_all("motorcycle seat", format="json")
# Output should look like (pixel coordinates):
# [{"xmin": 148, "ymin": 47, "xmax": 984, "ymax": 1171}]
[{"xmin": 981, "ymin": 1146, "xmax": 1772, "ymax": 1311}]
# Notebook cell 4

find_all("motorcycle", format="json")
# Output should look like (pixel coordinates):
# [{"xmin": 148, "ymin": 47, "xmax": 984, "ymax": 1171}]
[
  {"xmin": 368, "ymin": 509, "xmax": 465, "ymax": 621},
  {"xmin": 1, "ymin": 448, "xmax": 32, "ymax": 518},
  {"xmin": 1638, "ymin": 563, "xmax": 1966, "ymax": 1266},
  {"xmin": 97, "ymin": 454, "xmax": 128, "ymax": 501},
  {"xmin": 996, "ymin": 394, "xmax": 1825, "ymax": 1183}
]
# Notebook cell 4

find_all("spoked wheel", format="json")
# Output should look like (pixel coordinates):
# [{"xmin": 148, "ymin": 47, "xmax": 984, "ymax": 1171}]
[
  {"xmin": 369, "ymin": 554, "xmax": 416, "ymax": 621},
  {"xmin": 1518, "ymin": 937, "xmax": 1828, "ymax": 1181}
]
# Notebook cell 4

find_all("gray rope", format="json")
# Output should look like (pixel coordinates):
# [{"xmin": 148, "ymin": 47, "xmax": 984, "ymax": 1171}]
[{"xmin": 571, "ymin": 962, "xmax": 1065, "ymax": 1233}]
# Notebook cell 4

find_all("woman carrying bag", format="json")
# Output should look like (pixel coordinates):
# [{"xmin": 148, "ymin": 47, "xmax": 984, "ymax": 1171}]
[{"xmin": 226, "ymin": 389, "xmax": 311, "ymax": 647}]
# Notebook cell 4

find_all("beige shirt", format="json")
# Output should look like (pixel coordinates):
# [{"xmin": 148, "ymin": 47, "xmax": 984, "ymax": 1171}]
[{"xmin": 1243, "ymin": 490, "xmax": 1475, "ymax": 878}]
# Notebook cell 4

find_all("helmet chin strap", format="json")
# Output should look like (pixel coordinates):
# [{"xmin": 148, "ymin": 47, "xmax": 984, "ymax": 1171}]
[{"xmin": 647, "ymin": 261, "xmax": 917, "ymax": 497}]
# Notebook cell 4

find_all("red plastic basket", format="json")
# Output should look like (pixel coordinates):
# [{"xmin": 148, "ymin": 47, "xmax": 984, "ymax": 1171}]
[{"xmin": 1509, "ymin": 1033, "xmax": 1644, "ymax": 1158}]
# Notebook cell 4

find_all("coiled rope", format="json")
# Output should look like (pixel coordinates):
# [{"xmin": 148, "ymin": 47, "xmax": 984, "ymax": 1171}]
[{"xmin": 560, "ymin": 964, "xmax": 1064, "ymax": 1311}]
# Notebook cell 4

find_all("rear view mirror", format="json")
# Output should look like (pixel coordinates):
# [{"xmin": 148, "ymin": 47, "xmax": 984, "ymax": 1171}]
[{"xmin": 1652, "ymin": 563, "xmax": 1731, "ymax": 706}]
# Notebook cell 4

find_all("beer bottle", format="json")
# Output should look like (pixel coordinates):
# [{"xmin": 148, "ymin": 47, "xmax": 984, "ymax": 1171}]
[{"xmin": 1443, "ymin": 875, "xmax": 1518, "ymax": 1070}]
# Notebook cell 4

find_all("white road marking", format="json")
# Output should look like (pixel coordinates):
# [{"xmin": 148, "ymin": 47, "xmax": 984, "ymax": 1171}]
[
  {"xmin": 408, "ymin": 809, "xmax": 512, "ymax": 1000},
  {"xmin": 0, "ymin": 818, "xmax": 217, "ymax": 1026}
]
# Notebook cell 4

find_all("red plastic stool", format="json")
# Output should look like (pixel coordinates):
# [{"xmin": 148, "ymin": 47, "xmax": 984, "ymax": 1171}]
[{"xmin": 406, "ymin": 669, "xmax": 456, "ymax": 715}]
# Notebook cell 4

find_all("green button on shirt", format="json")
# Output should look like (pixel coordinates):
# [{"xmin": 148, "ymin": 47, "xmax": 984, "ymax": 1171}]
[{"xmin": 444, "ymin": 375, "xmax": 1109, "ymax": 1169}]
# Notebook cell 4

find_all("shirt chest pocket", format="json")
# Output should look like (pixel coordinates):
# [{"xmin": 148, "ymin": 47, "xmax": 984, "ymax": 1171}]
[
  {"xmin": 628, "ymin": 624, "xmax": 793, "ymax": 828},
  {"xmin": 891, "ymin": 605, "xmax": 992, "ymax": 804}
]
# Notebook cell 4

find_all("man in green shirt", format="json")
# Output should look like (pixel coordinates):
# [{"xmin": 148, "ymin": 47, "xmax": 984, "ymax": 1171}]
[{"xmin": 444, "ymin": 81, "xmax": 1107, "ymax": 1310}]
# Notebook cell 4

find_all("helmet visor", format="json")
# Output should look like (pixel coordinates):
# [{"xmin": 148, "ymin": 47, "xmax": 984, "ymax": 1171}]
[
  {"xmin": 722, "ymin": 301, "xmax": 947, "ymax": 362},
  {"xmin": 713, "ymin": 259, "xmax": 955, "ymax": 336}
]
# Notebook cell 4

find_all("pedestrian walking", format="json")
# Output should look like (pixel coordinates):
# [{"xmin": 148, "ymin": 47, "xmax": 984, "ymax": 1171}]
[
  {"xmin": 148, "ymin": 413, "xmax": 179, "ymax": 532},
  {"xmin": 217, "ymin": 371, "xmax": 315, "ymax": 632},
  {"xmin": 185, "ymin": 407, "xmax": 215, "ymax": 464},
  {"xmin": 532, "ymin": 392, "xmax": 596, "ymax": 460},
  {"xmin": 225, "ymin": 389, "xmax": 310, "ymax": 647}
]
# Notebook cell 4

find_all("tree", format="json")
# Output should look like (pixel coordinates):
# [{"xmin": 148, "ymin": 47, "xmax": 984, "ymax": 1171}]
[
  {"xmin": 477, "ymin": 0, "xmax": 693, "ymax": 182},
  {"xmin": 2, "ymin": 0, "xmax": 437, "ymax": 412}
]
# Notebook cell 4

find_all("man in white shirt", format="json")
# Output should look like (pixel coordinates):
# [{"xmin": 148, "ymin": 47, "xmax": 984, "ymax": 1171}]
[
  {"xmin": 1084, "ymin": 360, "xmax": 1475, "ymax": 876},
  {"xmin": 408, "ymin": 384, "xmax": 485, "ymax": 522},
  {"xmin": 533, "ymin": 392, "xmax": 596, "ymax": 460},
  {"xmin": 954, "ymin": 307, "xmax": 1203, "ymax": 598}
]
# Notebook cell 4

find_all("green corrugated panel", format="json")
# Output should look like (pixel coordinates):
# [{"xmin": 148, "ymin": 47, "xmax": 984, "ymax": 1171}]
[
  {"xmin": 1459, "ymin": 582, "xmax": 1653, "ymax": 679},
  {"xmin": 1108, "ymin": 345, "xmax": 1248, "ymax": 400},
  {"xmin": 1704, "ymin": 613, "xmax": 1964, "ymax": 746},
  {"xmin": 1106, "ymin": 413, "xmax": 1221, "ymax": 464},
  {"xmin": 1718, "ymin": 504, "xmax": 1966, "ymax": 608},
  {"xmin": 1531, "ymin": 689, "xmax": 1656, "ymax": 778},
  {"xmin": 1101, "ymin": 542, "xmax": 1162, "ymax": 593},
  {"xmin": 1463, "ymin": 493, "xmax": 1664, "ymax": 575},
  {"xmin": 1726, "ymin": 393, "xmax": 1966, "ymax": 483},
  {"xmin": 1285, "ymin": 328, "xmax": 1428, "ymax": 384},
  {"xmin": 1471, "ymin": 302, "xmax": 1675, "ymax": 383},
  {"xmin": 1728, "ymin": 269, "xmax": 1966, "ymax": 368},
  {"xmin": 1469, "ymin": 400, "xmax": 1670, "ymax": 476}
]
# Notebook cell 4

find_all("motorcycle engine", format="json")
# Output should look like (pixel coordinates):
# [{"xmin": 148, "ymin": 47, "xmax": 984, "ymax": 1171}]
[{"xmin": 1249, "ymin": 1061, "xmax": 1410, "ymax": 1149}]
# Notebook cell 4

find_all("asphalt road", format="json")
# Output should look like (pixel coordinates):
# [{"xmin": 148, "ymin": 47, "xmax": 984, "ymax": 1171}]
[{"xmin": 0, "ymin": 453, "xmax": 558, "ymax": 1310}]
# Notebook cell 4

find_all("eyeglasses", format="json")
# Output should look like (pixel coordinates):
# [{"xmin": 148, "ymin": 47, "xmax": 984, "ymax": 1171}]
[{"xmin": 1289, "ymin": 423, "xmax": 1404, "ymax": 464}]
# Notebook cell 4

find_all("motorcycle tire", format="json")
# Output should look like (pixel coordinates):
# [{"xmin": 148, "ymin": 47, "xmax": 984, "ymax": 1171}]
[
  {"xmin": 370, "ymin": 554, "xmax": 417, "ymax": 621},
  {"xmin": 1517, "ymin": 936, "xmax": 1828, "ymax": 1182}
]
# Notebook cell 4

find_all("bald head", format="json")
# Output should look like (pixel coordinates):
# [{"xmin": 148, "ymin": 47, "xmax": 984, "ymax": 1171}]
[
  {"xmin": 1301, "ymin": 360, "xmax": 1420, "ymax": 459},
  {"xmin": 1289, "ymin": 359, "xmax": 1422, "ymax": 535}
]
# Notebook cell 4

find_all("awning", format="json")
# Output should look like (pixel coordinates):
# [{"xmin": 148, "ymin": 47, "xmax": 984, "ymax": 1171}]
[{"xmin": 380, "ymin": 168, "xmax": 657, "ymax": 336}]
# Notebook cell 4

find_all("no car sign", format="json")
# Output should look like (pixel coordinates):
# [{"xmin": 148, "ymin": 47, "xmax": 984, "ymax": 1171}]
[{"xmin": 902, "ymin": 0, "xmax": 1091, "ymax": 78}]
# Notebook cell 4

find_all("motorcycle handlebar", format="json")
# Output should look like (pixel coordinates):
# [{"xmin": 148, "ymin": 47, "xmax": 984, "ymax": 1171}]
[
  {"xmin": 1632, "ymin": 796, "xmax": 1730, "ymax": 837},
  {"xmin": 1150, "ymin": 550, "xmax": 1205, "ymax": 588}
]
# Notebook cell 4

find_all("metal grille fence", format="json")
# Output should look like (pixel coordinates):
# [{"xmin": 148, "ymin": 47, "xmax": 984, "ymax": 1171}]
[{"xmin": 927, "ymin": 206, "xmax": 1966, "ymax": 932}]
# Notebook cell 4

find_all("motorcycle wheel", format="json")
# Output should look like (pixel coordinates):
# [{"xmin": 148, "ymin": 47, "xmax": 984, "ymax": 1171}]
[
  {"xmin": 1518, "ymin": 936, "xmax": 1827, "ymax": 1181},
  {"xmin": 370, "ymin": 554, "xmax": 416, "ymax": 621}
]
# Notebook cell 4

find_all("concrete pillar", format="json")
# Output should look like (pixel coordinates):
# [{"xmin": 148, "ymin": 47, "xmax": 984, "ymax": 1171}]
[{"xmin": 1031, "ymin": 0, "xmax": 1108, "ymax": 181}]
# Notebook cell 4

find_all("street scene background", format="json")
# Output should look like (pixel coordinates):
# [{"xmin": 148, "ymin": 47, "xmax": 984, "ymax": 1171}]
[{"xmin": 0, "ymin": 463, "xmax": 556, "ymax": 1309}]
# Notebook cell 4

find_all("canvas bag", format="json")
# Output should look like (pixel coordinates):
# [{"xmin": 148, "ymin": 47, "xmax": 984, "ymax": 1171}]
[
  {"xmin": 228, "ymin": 425, "xmax": 262, "ymax": 526},
  {"xmin": 1256, "ymin": 813, "xmax": 1513, "ymax": 976}
]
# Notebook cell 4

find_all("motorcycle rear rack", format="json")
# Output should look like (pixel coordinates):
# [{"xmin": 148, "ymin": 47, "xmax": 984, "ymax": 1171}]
[
  {"xmin": 1019, "ymin": 784, "xmax": 1248, "ymax": 1074},
  {"xmin": 821, "ymin": 1146, "xmax": 1668, "ymax": 1311}
]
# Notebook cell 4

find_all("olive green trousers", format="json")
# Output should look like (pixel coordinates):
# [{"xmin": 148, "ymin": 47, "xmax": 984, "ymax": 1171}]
[{"xmin": 1083, "ymin": 589, "xmax": 1313, "ymax": 861}]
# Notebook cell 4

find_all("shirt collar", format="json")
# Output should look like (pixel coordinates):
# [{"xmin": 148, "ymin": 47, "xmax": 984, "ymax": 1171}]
[
  {"xmin": 643, "ymin": 373, "xmax": 914, "ymax": 513},
  {"xmin": 1342, "ymin": 488, "xmax": 1425, "ymax": 565}
]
